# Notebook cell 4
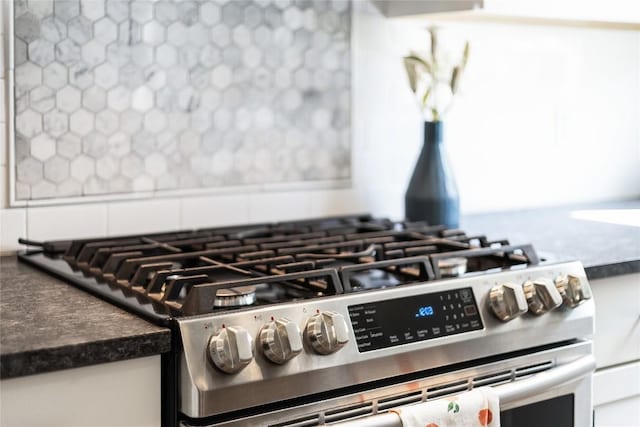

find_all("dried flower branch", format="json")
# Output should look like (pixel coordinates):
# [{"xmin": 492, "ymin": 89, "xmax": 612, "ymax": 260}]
[{"xmin": 404, "ymin": 27, "xmax": 470, "ymax": 121}]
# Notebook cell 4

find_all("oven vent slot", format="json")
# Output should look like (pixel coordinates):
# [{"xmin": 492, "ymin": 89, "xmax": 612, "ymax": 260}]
[
  {"xmin": 471, "ymin": 370, "xmax": 512, "ymax": 387},
  {"xmin": 269, "ymin": 403, "xmax": 375, "ymax": 427},
  {"xmin": 269, "ymin": 415, "xmax": 319, "ymax": 427},
  {"xmin": 324, "ymin": 402, "xmax": 374, "ymax": 423},
  {"xmin": 377, "ymin": 391, "xmax": 423, "ymax": 410},
  {"xmin": 426, "ymin": 379, "xmax": 469, "ymax": 399},
  {"xmin": 514, "ymin": 361, "xmax": 554, "ymax": 378}
]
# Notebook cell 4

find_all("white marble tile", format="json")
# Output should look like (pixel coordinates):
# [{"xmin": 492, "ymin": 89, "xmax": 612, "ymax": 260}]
[
  {"xmin": 17, "ymin": 157, "xmax": 43, "ymax": 185},
  {"xmin": 26, "ymin": 203, "xmax": 108, "ymax": 241},
  {"xmin": 0, "ymin": 208, "xmax": 27, "ymax": 253},
  {"xmin": 107, "ymin": 198, "xmax": 180, "ymax": 235},
  {"xmin": 181, "ymin": 194, "xmax": 249, "ymax": 229},
  {"xmin": 30, "ymin": 133, "xmax": 56, "ymax": 161},
  {"xmin": 248, "ymin": 191, "xmax": 313, "ymax": 223}
]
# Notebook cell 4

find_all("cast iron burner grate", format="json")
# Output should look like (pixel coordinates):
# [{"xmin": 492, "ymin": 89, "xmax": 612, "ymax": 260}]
[{"xmin": 18, "ymin": 214, "xmax": 539, "ymax": 320}]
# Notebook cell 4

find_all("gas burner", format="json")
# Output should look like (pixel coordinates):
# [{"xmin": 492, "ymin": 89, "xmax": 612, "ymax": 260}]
[
  {"xmin": 214, "ymin": 286, "xmax": 257, "ymax": 308},
  {"xmin": 438, "ymin": 257, "xmax": 468, "ymax": 277}
]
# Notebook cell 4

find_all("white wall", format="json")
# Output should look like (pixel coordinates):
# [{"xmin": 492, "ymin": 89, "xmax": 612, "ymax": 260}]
[
  {"xmin": 353, "ymin": 1, "xmax": 640, "ymax": 216},
  {"xmin": 1, "ymin": 1, "xmax": 639, "ymax": 253}
]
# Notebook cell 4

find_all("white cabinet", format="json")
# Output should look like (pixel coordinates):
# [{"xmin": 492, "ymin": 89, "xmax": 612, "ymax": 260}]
[
  {"xmin": 593, "ymin": 362, "xmax": 640, "ymax": 427},
  {"xmin": 591, "ymin": 273, "xmax": 640, "ymax": 427},
  {"xmin": 591, "ymin": 273, "xmax": 640, "ymax": 368},
  {"xmin": 594, "ymin": 394, "xmax": 640, "ymax": 427},
  {"xmin": 483, "ymin": 0, "xmax": 640, "ymax": 24},
  {"xmin": 371, "ymin": 0, "xmax": 482, "ymax": 17},
  {"xmin": 374, "ymin": 0, "xmax": 640, "ymax": 28},
  {"xmin": 0, "ymin": 356, "xmax": 161, "ymax": 427}
]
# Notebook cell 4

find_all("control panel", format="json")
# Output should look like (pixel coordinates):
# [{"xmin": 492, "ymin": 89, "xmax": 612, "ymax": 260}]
[
  {"xmin": 178, "ymin": 261, "xmax": 595, "ymax": 419},
  {"xmin": 348, "ymin": 287, "xmax": 483, "ymax": 352},
  {"xmin": 195, "ymin": 269, "xmax": 594, "ymax": 375}
]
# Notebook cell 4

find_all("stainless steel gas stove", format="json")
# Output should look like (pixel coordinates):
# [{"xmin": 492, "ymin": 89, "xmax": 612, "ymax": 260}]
[{"xmin": 19, "ymin": 214, "xmax": 595, "ymax": 427}]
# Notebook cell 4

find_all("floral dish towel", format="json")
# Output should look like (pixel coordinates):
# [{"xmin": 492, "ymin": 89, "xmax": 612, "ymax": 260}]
[{"xmin": 389, "ymin": 387, "xmax": 500, "ymax": 427}]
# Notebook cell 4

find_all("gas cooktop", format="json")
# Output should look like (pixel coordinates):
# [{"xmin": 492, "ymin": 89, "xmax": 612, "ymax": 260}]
[{"xmin": 19, "ymin": 214, "xmax": 540, "ymax": 324}]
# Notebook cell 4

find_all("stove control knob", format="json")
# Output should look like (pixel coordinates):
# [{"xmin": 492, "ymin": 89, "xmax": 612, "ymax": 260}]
[
  {"xmin": 522, "ymin": 278, "xmax": 562, "ymax": 315},
  {"xmin": 554, "ymin": 274, "xmax": 592, "ymax": 308},
  {"xmin": 207, "ymin": 326, "xmax": 254, "ymax": 374},
  {"xmin": 305, "ymin": 311, "xmax": 349, "ymax": 355},
  {"xmin": 489, "ymin": 283, "xmax": 528, "ymax": 321},
  {"xmin": 259, "ymin": 318, "xmax": 303, "ymax": 364}
]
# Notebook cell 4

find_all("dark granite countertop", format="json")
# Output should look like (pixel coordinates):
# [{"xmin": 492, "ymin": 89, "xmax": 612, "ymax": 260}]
[
  {"xmin": 0, "ymin": 256, "xmax": 172, "ymax": 379},
  {"xmin": 462, "ymin": 199, "xmax": 640, "ymax": 280}
]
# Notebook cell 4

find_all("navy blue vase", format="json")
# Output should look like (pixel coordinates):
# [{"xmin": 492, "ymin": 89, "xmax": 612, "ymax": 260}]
[{"xmin": 405, "ymin": 121, "xmax": 459, "ymax": 228}]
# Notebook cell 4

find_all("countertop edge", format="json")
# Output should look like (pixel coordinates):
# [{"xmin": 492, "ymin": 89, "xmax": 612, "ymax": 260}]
[
  {"xmin": 584, "ymin": 259, "xmax": 640, "ymax": 281},
  {"xmin": 0, "ymin": 329, "xmax": 172, "ymax": 379}
]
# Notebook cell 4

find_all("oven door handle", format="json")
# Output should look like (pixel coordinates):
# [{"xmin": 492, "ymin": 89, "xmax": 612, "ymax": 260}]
[
  {"xmin": 496, "ymin": 353, "xmax": 595, "ymax": 403},
  {"xmin": 326, "ymin": 354, "xmax": 595, "ymax": 427}
]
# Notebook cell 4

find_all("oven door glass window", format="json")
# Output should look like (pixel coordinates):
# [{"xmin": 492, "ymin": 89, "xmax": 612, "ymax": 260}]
[{"xmin": 501, "ymin": 394, "xmax": 574, "ymax": 427}]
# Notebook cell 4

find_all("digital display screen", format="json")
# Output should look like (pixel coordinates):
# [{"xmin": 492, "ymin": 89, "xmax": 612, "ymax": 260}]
[
  {"xmin": 348, "ymin": 287, "xmax": 482, "ymax": 352},
  {"xmin": 415, "ymin": 306, "xmax": 434, "ymax": 318}
]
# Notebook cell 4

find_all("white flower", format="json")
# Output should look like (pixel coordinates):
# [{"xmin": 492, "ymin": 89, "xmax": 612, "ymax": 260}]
[{"xmin": 404, "ymin": 27, "xmax": 470, "ymax": 121}]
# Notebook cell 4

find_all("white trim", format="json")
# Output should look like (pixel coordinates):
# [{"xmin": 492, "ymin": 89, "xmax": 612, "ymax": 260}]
[
  {"xmin": 7, "ymin": 0, "xmax": 15, "ymax": 208},
  {"xmin": 11, "ymin": 178, "xmax": 352, "ymax": 207}
]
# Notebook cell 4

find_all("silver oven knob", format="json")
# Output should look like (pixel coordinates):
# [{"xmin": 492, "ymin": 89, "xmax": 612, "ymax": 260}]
[
  {"xmin": 555, "ymin": 274, "xmax": 592, "ymax": 308},
  {"xmin": 259, "ymin": 318, "xmax": 303, "ymax": 364},
  {"xmin": 522, "ymin": 278, "xmax": 562, "ymax": 315},
  {"xmin": 207, "ymin": 326, "xmax": 254, "ymax": 374},
  {"xmin": 305, "ymin": 311, "xmax": 349, "ymax": 355},
  {"xmin": 489, "ymin": 283, "xmax": 528, "ymax": 321}
]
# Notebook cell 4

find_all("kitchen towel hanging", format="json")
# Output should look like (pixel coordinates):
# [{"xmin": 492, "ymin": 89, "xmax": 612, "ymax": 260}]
[{"xmin": 389, "ymin": 387, "xmax": 500, "ymax": 427}]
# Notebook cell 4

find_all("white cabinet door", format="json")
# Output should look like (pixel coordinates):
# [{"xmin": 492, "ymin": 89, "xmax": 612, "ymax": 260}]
[
  {"xmin": 0, "ymin": 356, "xmax": 161, "ymax": 427},
  {"xmin": 591, "ymin": 274, "xmax": 640, "ymax": 368},
  {"xmin": 595, "ymin": 395, "xmax": 640, "ymax": 427},
  {"xmin": 592, "ymin": 273, "xmax": 640, "ymax": 427}
]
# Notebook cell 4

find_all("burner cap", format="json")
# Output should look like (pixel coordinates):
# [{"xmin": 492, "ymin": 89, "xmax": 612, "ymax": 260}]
[
  {"xmin": 438, "ymin": 257, "xmax": 468, "ymax": 277},
  {"xmin": 214, "ymin": 286, "xmax": 257, "ymax": 308}
]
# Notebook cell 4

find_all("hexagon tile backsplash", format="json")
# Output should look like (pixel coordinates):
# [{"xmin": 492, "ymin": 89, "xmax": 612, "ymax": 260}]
[{"xmin": 13, "ymin": 0, "xmax": 351, "ymax": 202}]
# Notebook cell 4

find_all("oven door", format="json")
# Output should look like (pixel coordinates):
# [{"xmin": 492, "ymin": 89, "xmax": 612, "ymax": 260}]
[
  {"xmin": 180, "ymin": 341, "xmax": 593, "ymax": 427},
  {"xmin": 332, "ymin": 350, "xmax": 594, "ymax": 427},
  {"xmin": 493, "ymin": 355, "xmax": 593, "ymax": 427}
]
